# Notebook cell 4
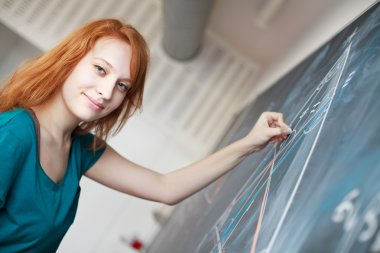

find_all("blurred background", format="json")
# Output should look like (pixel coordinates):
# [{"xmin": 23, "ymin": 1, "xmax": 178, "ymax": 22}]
[{"xmin": 0, "ymin": 0, "xmax": 376, "ymax": 252}]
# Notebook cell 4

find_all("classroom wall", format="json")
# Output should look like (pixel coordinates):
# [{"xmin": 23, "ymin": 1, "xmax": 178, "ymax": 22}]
[
  {"xmin": 243, "ymin": 0, "xmax": 378, "ymax": 109},
  {"xmin": 0, "ymin": 23, "xmax": 41, "ymax": 82}
]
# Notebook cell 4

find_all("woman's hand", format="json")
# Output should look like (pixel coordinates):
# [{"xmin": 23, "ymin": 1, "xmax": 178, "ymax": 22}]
[{"xmin": 243, "ymin": 112, "xmax": 292, "ymax": 154}]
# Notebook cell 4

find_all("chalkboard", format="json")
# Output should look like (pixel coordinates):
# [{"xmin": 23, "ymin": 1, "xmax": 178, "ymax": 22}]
[{"xmin": 147, "ymin": 3, "xmax": 380, "ymax": 253}]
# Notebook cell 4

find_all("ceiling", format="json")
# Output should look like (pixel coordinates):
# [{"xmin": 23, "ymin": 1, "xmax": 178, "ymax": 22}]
[{"xmin": 207, "ymin": 0, "xmax": 335, "ymax": 68}]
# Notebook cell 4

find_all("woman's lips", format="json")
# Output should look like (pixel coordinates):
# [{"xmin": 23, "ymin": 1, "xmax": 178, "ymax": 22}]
[{"xmin": 83, "ymin": 93, "xmax": 105, "ymax": 110}]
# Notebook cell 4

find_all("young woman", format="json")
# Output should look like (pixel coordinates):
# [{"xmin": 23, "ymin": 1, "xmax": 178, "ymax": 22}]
[{"xmin": 0, "ymin": 19, "xmax": 291, "ymax": 252}]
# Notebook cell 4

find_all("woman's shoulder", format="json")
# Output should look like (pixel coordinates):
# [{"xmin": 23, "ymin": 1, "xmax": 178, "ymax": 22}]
[
  {"xmin": 0, "ymin": 108, "xmax": 31, "ymax": 125},
  {"xmin": 0, "ymin": 108, "xmax": 35, "ymax": 143}
]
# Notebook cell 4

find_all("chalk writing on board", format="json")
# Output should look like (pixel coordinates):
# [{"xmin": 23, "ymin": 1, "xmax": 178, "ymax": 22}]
[
  {"xmin": 196, "ymin": 42, "xmax": 352, "ymax": 253},
  {"xmin": 332, "ymin": 189, "xmax": 380, "ymax": 252}
]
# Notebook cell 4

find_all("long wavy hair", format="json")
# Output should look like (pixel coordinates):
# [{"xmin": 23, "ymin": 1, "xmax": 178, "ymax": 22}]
[{"xmin": 0, "ymin": 18, "xmax": 149, "ymax": 150}]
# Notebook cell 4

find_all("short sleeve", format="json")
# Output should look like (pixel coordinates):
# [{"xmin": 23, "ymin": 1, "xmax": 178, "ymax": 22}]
[
  {"xmin": 76, "ymin": 132, "xmax": 107, "ymax": 175},
  {"xmin": 0, "ymin": 131, "xmax": 27, "ymax": 208}
]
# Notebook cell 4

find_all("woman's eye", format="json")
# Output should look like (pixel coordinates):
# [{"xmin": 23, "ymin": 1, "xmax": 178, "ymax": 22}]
[
  {"xmin": 117, "ymin": 82, "xmax": 129, "ymax": 93},
  {"xmin": 94, "ymin": 65, "xmax": 106, "ymax": 75}
]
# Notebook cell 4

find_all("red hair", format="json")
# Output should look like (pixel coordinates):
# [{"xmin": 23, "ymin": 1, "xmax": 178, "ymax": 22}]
[{"xmin": 0, "ymin": 18, "xmax": 149, "ymax": 149}]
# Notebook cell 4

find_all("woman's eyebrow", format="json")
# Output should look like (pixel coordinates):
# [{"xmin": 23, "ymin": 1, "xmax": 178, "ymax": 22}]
[{"xmin": 94, "ymin": 57, "xmax": 114, "ymax": 69}]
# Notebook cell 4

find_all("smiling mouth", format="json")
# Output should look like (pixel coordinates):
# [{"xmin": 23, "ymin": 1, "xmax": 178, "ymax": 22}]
[{"xmin": 83, "ymin": 93, "xmax": 105, "ymax": 110}]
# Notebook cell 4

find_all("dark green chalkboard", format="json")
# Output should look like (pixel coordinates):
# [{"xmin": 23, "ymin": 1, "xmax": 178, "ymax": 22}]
[{"xmin": 148, "ymin": 3, "xmax": 380, "ymax": 252}]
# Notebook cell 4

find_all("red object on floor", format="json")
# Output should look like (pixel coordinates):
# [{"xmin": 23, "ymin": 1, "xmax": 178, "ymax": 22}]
[{"xmin": 131, "ymin": 239, "xmax": 143, "ymax": 250}]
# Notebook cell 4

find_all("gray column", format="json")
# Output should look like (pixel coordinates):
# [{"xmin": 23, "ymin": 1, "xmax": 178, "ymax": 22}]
[{"xmin": 162, "ymin": 0, "xmax": 215, "ymax": 61}]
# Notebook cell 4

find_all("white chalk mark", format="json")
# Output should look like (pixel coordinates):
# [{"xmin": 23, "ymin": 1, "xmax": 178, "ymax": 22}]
[
  {"xmin": 342, "ymin": 71, "xmax": 356, "ymax": 89},
  {"xmin": 214, "ymin": 226, "xmax": 223, "ymax": 253},
  {"xmin": 265, "ymin": 42, "xmax": 352, "ymax": 253}
]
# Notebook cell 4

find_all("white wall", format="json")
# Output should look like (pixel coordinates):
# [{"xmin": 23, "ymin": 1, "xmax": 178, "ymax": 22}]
[
  {"xmin": 244, "ymin": 0, "xmax": 378, "ymax": 108},
  {"xmin": 0, "ymin": 23, "xmax": 41, "ymax": 83}
]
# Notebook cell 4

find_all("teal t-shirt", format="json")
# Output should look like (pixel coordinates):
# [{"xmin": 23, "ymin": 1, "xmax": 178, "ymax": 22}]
[{"xmin": 0, "ymin": 108, "xmax": 106, "ymax": 252}]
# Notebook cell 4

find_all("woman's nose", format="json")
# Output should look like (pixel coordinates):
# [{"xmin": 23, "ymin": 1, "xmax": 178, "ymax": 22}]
[{"xmin": 96, "ymin": 80, "xmax": 114, "ymax": 100}]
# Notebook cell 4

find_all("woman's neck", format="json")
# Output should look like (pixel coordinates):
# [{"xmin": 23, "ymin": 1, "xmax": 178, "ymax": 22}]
[{"xmin": 31, "ymin": 93, "xmax": 80, "ymax": 145}]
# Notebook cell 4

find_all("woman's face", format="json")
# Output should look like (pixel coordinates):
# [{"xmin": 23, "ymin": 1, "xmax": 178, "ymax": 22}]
[{"xmin": 61, "ymin": 38, "xmax": 132, "ymax": 122}]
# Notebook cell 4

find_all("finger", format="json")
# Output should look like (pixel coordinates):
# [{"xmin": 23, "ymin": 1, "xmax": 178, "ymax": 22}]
[
  {"xmin": 271, "ymin": 114, "xmax": 291, "ymax": 134},
  {"xmin": 276, "ymin": 122, "xmax": 290, "ymax": 134},
  {"xmin": 273, "ymin": 114, "xmax": 288, "ymax": 132},
  {"xmin": 265, "ymin": 112, "xmax": 284, "ymax": 123},
  {"xmin": 270, "ymin": 130, "xmax": 290, "ymax": 142},
  {"xmin": 266, "ymin": 127, "xmax": 282, "ymax": 137},
  {"xmin": 268, "ymin": 113, "xmax": 286, "ymax": 130},
  {"xmin": 269, "ymin": 121, "xmax": 277, "ymax": 128},
  {"xmin": 266, "ymin": 113, "xmax": 291, "ymax": 134},
  {"xmin": 280, "ymin": 123, "xmax": 292, "ymax": 134},
  {"xmin": 262, "ymin": 112, "xmax": 292, "ymax": 135},
  {"xmin": 270, "ymin": 135, "xmax": 283, "ymax": 144}
]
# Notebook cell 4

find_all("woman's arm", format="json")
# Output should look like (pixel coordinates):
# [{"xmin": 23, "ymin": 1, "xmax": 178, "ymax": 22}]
[{"xmin": 85, "ymin": 112, "xmax": 291, "ymax": 205}]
